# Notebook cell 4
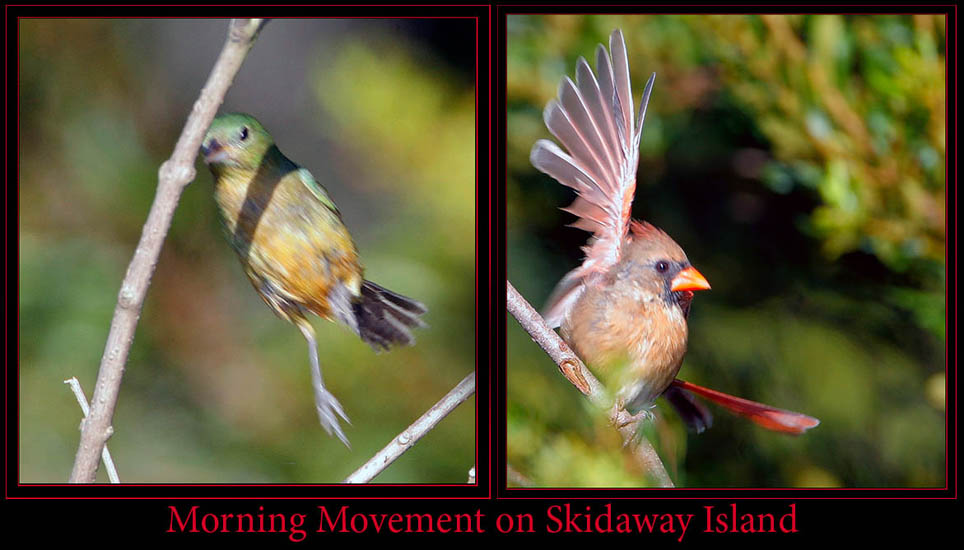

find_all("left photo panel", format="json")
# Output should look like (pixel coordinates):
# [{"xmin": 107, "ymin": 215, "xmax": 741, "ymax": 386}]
[{"xmin": 18, "ymin": 17, "xmax": 478, "ymax": 484}]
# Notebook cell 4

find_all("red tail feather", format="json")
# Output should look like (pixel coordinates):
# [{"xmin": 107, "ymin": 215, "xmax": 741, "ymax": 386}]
[{"xmin": 670, "ymin": 379, "xmax": 820, "ymax": 435}]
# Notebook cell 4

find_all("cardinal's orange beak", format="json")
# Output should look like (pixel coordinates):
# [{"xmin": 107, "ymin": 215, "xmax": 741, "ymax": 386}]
[{"xmin": 671, "ymin": 266, "xmax": 711, "ymax": 292}]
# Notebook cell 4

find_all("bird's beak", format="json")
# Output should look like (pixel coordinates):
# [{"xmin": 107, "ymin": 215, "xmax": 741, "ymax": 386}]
[
  {"xmin": 201, "ymin": 138, "xmax": 227, "ymax": 164},
  {"xmin": 671, "ymin": 266, "xmax": 711, "ymax": 292}
]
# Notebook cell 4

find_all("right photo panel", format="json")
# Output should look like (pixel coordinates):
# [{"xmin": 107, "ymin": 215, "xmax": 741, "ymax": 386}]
[{"xmin": 505, "ymin": 14, "xmax": 946, "ymax": 488}]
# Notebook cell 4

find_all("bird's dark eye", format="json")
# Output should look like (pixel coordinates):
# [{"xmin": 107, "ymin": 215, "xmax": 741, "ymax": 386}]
[
  {"xmin": 655, "ymin": 261, "xmax": 669, "ymax": 273},
  {"xmin": 240, "ymin": 127, "xmax": 249, "ymax": 141}
]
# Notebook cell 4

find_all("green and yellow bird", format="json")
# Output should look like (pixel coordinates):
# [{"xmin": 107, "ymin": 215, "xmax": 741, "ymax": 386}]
[{"xmin": 200, "ymin": 113, "xmax": 426, "ymax": 447}]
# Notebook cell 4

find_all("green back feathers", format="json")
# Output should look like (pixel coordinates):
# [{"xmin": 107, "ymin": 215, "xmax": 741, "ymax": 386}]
[{"xmin": 295, "ymin": 167, "xmax": 339, "ymax": 214}]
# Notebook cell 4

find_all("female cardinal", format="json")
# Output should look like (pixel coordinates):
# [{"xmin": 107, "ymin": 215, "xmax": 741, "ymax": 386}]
[{"xmin": 530, "ymin": 29, "xmax": 818, "ymax": 435}]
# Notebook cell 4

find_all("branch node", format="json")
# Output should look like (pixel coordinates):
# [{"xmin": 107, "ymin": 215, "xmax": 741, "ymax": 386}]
[
  {"xmin": 158, "ymin": 160, "xmax": 195, "ymax": 186},
  {"xmin": 118, "ymin": 285, "xmax": 138, "ymax": 308},
  {"xmin": 559, "ymin": 358, "xmax": 591, "ymax": 395}
]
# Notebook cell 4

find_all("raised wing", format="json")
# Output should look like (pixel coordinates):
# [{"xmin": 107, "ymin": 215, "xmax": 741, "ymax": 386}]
[{"xmin": 530, "ymin": 29, "xmax": 655, "ymax": 327}]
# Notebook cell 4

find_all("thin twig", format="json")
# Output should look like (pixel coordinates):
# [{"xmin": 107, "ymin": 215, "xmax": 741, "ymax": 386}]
[
  {"xmin": 344, "ymin": 371, "xmax": 475, "ymax": 483},
  {"xmin": 506, "ymin": 280, "xmax": 674, "ymax": 487},
  {"xmin": 64, "ymin": 378, "xmax": 119, "ymax": 483},
  {"xmin": 68, "ymin": 19, "xmax": 268, "ymax": 484},
  {"xmin": 506, "ymin": 463, "xmax": 532, "ymax": 487}
]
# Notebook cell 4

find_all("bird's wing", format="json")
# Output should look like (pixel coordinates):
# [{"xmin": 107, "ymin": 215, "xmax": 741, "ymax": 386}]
[
  {"xmin": 530, "ymin": 28, "xmax": 655, "ymax": 326},
  {"xmin": 295, "ymin": 167, "xmax": 341, "ymax": 215},
  {"xmin": 541, "ymin": 266, "xmax": 589, "ymax": 328}
]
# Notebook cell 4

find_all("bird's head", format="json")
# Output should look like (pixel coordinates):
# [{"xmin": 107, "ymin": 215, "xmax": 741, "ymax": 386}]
[
  {"xmin": 201, "ymin": 113, "xmax": 274, "ymax": 172},
  {"xmin": 621, "ymin": 221, "xmax": 711, "ymax": 317}
]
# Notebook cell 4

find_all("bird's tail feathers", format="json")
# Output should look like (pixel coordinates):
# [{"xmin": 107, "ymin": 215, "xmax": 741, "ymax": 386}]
[
  {"xmin": 670, "ymin": 379, "xmax": 820, "ymax": 435},
  {"xmin": 663, "ymin": 384, "xmax": 713, "ymax": 434},
  {"xmin": 353, "ymin": 280, "xmax": 427, "ymax": 352}
]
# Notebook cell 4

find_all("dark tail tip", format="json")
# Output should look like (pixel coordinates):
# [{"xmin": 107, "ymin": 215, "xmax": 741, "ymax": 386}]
[
  {"xmin": 663, "ymin": 385, "xmax": 714, "ymax": 434},
  {"xmin": 353, "ymin": 280, "xmax": 427, "ymax": 351}
]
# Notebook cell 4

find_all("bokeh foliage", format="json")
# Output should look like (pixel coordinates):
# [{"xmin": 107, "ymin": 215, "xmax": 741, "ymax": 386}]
[
  {"xmin": 20, "ymin": 19, "xmax": 476, "ymax": 483},
  {"xmin": 508, "ymin": 14, "xmax": 945, "ymax": 487}
]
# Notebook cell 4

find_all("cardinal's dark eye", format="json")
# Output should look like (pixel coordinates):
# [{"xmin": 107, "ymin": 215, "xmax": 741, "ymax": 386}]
[
  {"xmin": 240, "ymin": 127, "xmax": 249, "ymax": 141},
  {"xmin": 655, "ymin": 261, "xmax": 670, "ymax": 273}
]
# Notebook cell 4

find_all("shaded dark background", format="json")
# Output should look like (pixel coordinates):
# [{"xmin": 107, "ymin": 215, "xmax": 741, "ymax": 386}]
[
  {"xmin": 19, "ymin": 18, "xmax": 476, "ymax": 483},
  {"xmin": 507, "ymin": 14, "xmax": 945, "ymax": 487}
]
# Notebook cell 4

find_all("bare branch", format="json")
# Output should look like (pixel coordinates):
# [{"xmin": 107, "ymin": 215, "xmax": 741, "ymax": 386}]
[
  {"xmin": 505, "ymin": 281, "xmax": 606, "ymax": 406},
  {"xmin": 506, "ymin": 463, "xmax": 532, "ymax": 487},
  {"xmin": 68, "ymin": 18, "xmax": 268, "ymax": 484},
  {"xmin": 344, "ymin": 371, "xmax": 475, "ymax": 483},
  {"xmin": 64, "ymin": 378, "xmax": 119, "ymax": 483},
  {"xmin": 506, "ymin": 280, "xmax": 674, "ymax": 487}
]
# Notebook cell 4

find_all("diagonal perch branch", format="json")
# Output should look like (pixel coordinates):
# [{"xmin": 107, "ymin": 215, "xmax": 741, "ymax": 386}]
[
  {"xmin": 68, "ymin": 18, "xmax": 268, "ymax": 484},
  {"xmin": 506, "ymin": 280, "xmax": 674, "ymax": 487},
  {"xmin": 64, "ymin": 377, "xmax": 120, "ymax": 483},
  {"xmin": 344, "ymin": 371, "xmax": 475, "ymax": 483}
]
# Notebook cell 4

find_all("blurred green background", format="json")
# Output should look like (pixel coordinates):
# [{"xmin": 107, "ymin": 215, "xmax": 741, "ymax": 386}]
[
  {"xmin": 19, "ymin": 19, "xmax": 476, "ymax": 483},
  {"xmin": 507, "ymin": 15, "xmax": 945, "ymax": 487}
]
